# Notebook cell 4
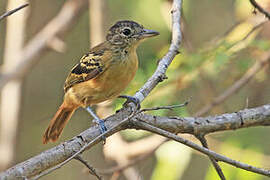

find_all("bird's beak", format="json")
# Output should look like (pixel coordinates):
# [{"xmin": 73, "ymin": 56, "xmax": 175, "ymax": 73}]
[{"xmin": 141, "ymin": 29, "xmax": 160, "ymax": 38}]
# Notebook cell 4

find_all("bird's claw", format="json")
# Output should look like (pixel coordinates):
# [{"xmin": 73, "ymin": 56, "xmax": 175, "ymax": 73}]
[
  {"xmin": 118, "ymin": 95, "xmax": 141, "ymax": 110},
  {"xmin": 86, "ymin": 107, "xmax": 107, "ymax": 144},
  {"xmin": 94, "ymin": 119, "xmax": 107, "ymax": 144}
]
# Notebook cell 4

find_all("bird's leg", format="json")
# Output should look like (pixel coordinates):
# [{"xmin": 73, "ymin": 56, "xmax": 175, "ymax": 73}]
[
  {"xmin": 118, "ymin": 95, "xmax": 141, "ymax": 110},
  {"xmin": 85, "ymin": 107, "xmax": 107, "ymax": 144}
]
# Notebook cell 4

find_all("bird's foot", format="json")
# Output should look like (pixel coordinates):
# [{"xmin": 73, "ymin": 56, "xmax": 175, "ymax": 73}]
[
  {"xmin": 93, "ymin": 119, "xmax": 107, "ymax": 144},
  {"xmin": 118, "ymin": 95, "xmax": 141, "ymax": 110},
  {"xmin": 85, "ymin": 107, "xmax": 107, "ymax": 144}
]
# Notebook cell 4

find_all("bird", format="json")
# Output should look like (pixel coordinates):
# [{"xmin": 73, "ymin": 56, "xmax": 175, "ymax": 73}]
[{"xmin": 42, "ymin": 20, "xmax": 159, "ymax": 144}]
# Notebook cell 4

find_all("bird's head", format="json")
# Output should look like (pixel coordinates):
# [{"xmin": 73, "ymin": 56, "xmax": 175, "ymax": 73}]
[{"xmin": 106, "ymin": 20, "xmax": 159, "ymax": 47}]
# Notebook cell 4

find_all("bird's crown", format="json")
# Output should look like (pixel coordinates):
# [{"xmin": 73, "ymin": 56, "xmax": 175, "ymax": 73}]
[{"xmin": 106, "ymin": 20, "xmax": 159, "ymax": 46}]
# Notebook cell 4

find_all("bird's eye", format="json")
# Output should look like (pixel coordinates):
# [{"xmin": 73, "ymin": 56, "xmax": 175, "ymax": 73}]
[{"xmin": 122, "ymin": 28, "xmax": 131, "ymax": 36}]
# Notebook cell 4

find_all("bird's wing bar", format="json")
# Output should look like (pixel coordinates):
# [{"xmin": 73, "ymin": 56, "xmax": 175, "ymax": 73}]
[{"xmin": 64, "ymin": 50, "xmax": 107, "ymax": 92}]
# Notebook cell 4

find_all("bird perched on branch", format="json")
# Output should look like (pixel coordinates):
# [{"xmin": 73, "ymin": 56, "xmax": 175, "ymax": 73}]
[{"xmin": 43, "ymin": 20, "xmax": 159, "ymax": 144}]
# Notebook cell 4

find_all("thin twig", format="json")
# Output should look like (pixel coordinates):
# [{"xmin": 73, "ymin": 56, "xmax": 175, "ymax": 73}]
[
  {"xmin": 196, "ymin": 135, "xmax": 226, "ymax": 180},
  {"xmin": 74, "ymin": 155, "xmax": 103, "ymax": 180},
  {"xmin": 135, "ymin": 120, "xmax": 270, "ymax": 177},
  {"xmin": 250, "ymin": 0, "xmax": 270, "ymax": 20},
  {"xmin": 139, "ymin": 100, "xmax": 189, "ymax": 112},
  {"xmin": 0, "ymin": 3, "xmax": 29, "ymax": 21}
]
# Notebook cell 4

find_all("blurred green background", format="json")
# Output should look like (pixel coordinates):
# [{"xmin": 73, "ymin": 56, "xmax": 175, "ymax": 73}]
[{"xmin": 0, "ymin": 0, "xmax": 270, "ymax": 179}]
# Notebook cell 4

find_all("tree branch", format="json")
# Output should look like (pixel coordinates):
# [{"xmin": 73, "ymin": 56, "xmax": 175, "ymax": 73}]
[
  {"xmin": 31, "ymin": 110, "xmax": 138, "ymax": 180},
  {"xmin": 133, "ymin": 117, "xmax": 270, "ymax": 177},
  {"xmin": 133, "ymin": 0, "xmax": 182, "ymax": 102},
  {"xmin": 196, "ymin": 135, "xmax": 226, "ymax": 180},
  {"xmin": 139, "ymin": 104, "xmax": 270, "ymax": 135},
  {"xmin": 0, "ymin": 104, "xmax": 269, "ymax": 179},
  {"xmin": 74, "ymin": 155, "xmax": 102, "ymax": 180}
]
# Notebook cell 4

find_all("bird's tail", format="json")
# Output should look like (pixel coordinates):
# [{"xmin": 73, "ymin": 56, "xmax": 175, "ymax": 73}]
[{"xmin": 43, "ymin": 103, "xmax": 76, "ymax": 144}]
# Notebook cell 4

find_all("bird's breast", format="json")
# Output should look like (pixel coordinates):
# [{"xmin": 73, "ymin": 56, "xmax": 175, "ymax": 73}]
[{"xmin": 95, "ymin": 49, "xmax": 138, "ymax": 95}]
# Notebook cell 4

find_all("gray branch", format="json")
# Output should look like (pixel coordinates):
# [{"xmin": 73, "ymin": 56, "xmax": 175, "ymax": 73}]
[
  {"xmin": 133, "ymin": 109, "xmax": 270, "ymax": 177},
  {"xmin": 138, "ymin": 104, "xmax": 270, "ymax": 135},
  {"xmin": 0, "ymin": 104, "xmax": 269, "ymax": 179},
  {"xmin": 134, "ymin": 0, "xmax": 182, "ymax": 103}
]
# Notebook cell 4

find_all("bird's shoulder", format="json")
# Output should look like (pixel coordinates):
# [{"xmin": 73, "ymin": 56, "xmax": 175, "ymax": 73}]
[{"xmin": 64, "ymin": 42, "xmax": 113, "ymax": 92}]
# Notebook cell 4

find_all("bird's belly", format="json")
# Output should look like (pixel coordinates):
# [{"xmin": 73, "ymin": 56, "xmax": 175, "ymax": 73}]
[
  {"xmin": 66, "ymin": 56, "xmax": 138, "ymax": 106},
  {"xmin": 92, "ymin": 60, "xmax": 138, "ymax": 100}
]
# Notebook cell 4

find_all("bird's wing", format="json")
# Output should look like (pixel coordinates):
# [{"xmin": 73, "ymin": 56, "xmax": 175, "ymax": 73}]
[{"xmin": 64, "ymin": 45, "xmax": 111, "ymax": 92}]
